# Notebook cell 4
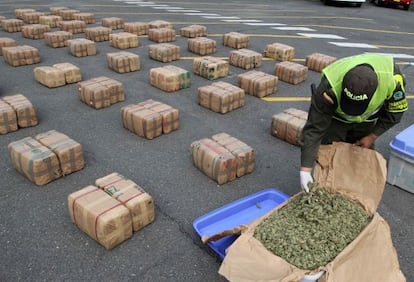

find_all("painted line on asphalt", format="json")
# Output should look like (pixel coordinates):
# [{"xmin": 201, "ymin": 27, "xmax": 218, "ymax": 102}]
[
  {"xmin": 329, "ymin": 42, "xmax": 378, "ymax": 48},
  {"xmin": 365, "ymin": 52, "xmax": 414, "ymax": 59},
  {"xmin": 243, "ymin": 23, "xmax": 286, "ymax": 26},
  {"xmin": 297, "ymin": 33, "xmax": 346, "ymax": 39},
  {"xmin": 272, "ymin": 27, "xmax": 316, "ymax": 31},
  {"xmin": 222, "ymin": 19, "xmax": 263, "ymax": 22}
]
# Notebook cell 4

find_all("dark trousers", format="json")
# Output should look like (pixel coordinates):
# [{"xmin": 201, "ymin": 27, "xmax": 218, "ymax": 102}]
[{"xmin": 321, "ymin": 118, "xmax": 376, "ymax": 145}]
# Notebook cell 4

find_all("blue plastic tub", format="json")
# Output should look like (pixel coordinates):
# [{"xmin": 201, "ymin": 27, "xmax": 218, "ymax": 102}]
[
  {"xmin": 193, "ymin": 188, "xmax": 289, "ymax": 260},
  {"xmin": 387, "ymin": 124, "xmax": 414, "ymax": 194}
]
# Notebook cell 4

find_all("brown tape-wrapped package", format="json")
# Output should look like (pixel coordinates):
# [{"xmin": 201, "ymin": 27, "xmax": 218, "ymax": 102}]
[
  {"xmin": 275, "ymin": 61, "xmax": 308, "ymax": 85},
  {"xmin": 238, "ymin": 70, "xmax": 278, "ymax": 98},
  {"xmin": 95, "ymin": 173, "xmax": 155, "ymax": 232},
  {"xmin": 3, "ymin": 45, "xmax": 41, "ymax": 66},
  {"xmin": 198, "ymin": 82, "xmax": 245, "ymax": 114},
  {"xmin": 33, "ymin": 66, "xmax": 66, "ymax": 88},
  {"xmin": 137, "ymin": 99, "xmax": 179, "ymax": 134},
  {"xmin": 2, "ymin": 19, "xmax": 24, "ymax": 33},
  {"xmin": 59, "ymin": 9, "xmax": 80, "ymax": 21},
  {"xmin": 271, "ymin": 108, "xmax": 308, "ymax": 146},
  {"xmin": 68, "ymin": 185, "xmax": 133, "ymax": 250},
  {"xmin": 85, "ymin": 26, "xmax": 112, "ymax": 42},
  {"xmin": 211, "ymin": 132, "xmax": 255, "ymax": 177},
  {"xmin": 73, "ymin": 13, "xmax": 96, "ymax": 24},
  {"xmin": 180, "ymin": 25, "xmax": 207, "ymax": 38},
  {"xmin": 60, "ymin": 20, "xmax": 86, "ymax": 34},
  {"xmin": 193, "ymin": 56, "xmax": 229, "ymax": 80},
  {"xmin": 52, "ymin": 62, "xmax": 82, "ymax": 84},
  {"xmin": 0, "ymin": 37, "xmax": 17, "ymax": 56},
  {"xmin": 264, "ymin": 42, "xmax": 295, "ymax": 61},
  {"xmin": 39, "ymin": 15, "xmax": 62, "ymax": 28},
  {"xmin": 121, "ymin": 104, "xmax": 163, "ymax": 139},
  {"xmin": 124, "ymin": 22, "xmax": 149, "ymax": 35},
  {"xmin": 148, "ymin": 20, "xmax": 173, "ymax": 29},
  {"xmin": 15, "ymin": 9, "xmax": 36, "ymax": 19},
  {"xmin": 305, "ymin": 52, "xmax": 337, "ymax": 72},
  {"xmin": 109, "ymin": 32, "xmax": 139, "ymax": 49},
  {"xmin": 191, "ymin": 138, "xmax": 237, "ymax": 185},
  {"xmin": 0, "ymin": 99, "xmax": 18, "ymax": 134},
  {"xmin": 148, "ymin": 43, "xmax": 180, "ymax": 63},
  {"xmin": 229, "ymin": 48, "xmax": 262, "ymax": 70},
  {"xmin": 67, "ymin": 38, "xmax": 97, "ymax": 57},
  {"xmin": 8, "ymin": 137, "xmax": 62, "ymax": 186},
  {"xmin": 223, "ymin": 32, "xmax": 249, "ymax": 49},
  {"xmin": 50, "ymin": 7, "xmax": 69, "ymax": 15},
  {"xmin": 107, "ymin": 51, "xmax": 140, "ymax": 73},
  {"xmin": 22, "ymin": 12, "xmax": 47, "ymax": 24},
  {"xmin": 44, "ymin": 31, "xmax": 73, "ymax": 48},
  {"xmin": 149, "ymin": 65, "xmax": 190, "ymax": 92},
  {"xmin": 148, "ymin": 28, "xmax": 176, "ymax": 43},
  {"xmin": 78, "ymin": 77, "xmax": 124, "ymax": 109},
  {"xmin": 101, "ymin": 17, "xmax": 124, "ymax": 30},
  {"xmin": 188, "ymin": 37, "xmax": 216, "ymax": 55},
  {"xmin": 97, "ymin": 76, "xmax": 125, "ymax": 104},
  {"xmin": 2, "ymin": 94, "xmax": 38, "ymax": 128},
  {"xmin": 35, "ymin": 130, "xmax": 84, "ymax": 176}
]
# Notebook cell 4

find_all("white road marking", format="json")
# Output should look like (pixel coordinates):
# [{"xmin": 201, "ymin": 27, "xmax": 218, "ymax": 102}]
[
  {"xmin": 221, "ymin": 19, "xmax": 263, "ymax": 22},
  {"xmin": 152, "ymin": 6, "xmax": 183, "ymax": 9},
  {"xmin": 272, "ymin": 27, "xmax": 315, "ymax": 31},
  {"xmin": 329, "ymin": 42, "xmax": 378, "ymax": 48},
  {"xmin": 185, "ymin": 13, "xmax": 220, "ymax": 16},
  {"xmin": 298, "ymin": 33, "xmax": 346, "ymax": 39},
  {"xmin": 243, "ymin": 23, "xmax": 286, "ymax": 26},
  {"xmin": 365, "ymin": 52, "xmax": 414, "ymax": 59},
  {"xmin": 167, "ymin": 10, "xmax": 201, "ymax": 12},
  {"xmin": 203, "ymin": 16, "xmax": 240, "ymax": 19}
]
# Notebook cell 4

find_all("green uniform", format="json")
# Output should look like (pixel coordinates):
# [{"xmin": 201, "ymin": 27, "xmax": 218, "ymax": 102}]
[{"xmin": 301, "ymin": 54, "xmax": 408, "ymax": 168}]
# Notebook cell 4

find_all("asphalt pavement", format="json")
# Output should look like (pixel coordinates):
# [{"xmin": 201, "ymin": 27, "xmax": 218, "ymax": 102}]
[{"xmin": 0, "ymin": 0, "xmax": 413, "ymax": 281}]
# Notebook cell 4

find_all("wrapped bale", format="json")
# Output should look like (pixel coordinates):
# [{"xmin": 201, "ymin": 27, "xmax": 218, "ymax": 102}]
[
  {"xmin": 0, "ymin": 37, "xmax": 17, "ymax": 56},
  {"xmin": 190, "ymin": 138, "xmax": 237, "ymax": 185},
  {"xmin": 180, "ymin": 24, "xmax": 207, "ymax": 38},
  {"xmin": 33, "ymin": 66, "xmax": 66, "ymax": 88},
  {"xmin": 102, "ymin": 17, "xmax": 124, "ymax": 30},
  {"xmin": 2, "ymin": 45, "xmax": 41, "ymax": 67},
  {"xmin": 148, "ymin": 20, "xmax": 173, "ymax": 29},
  {"xmin": 211, "ymin": 132, "xmax": 255, "ymax": 177},
  {"xmin": 149, "ymin": 65, "xmax": 190, "ymax": 92},
  {"xmin": 95, "ymin": 173, "xmax": 155, "ymax": 232},
  {"xmin": 8, "ymin": 137, "xmax": 62, "ymax": 186},
  {"xmin": 271, "ymin": 108, "xmax": 308, "ymax": 146},
  {"xmin": 223, "ymin": 32, "xmax": 249, "ymax": 49},
  {"xmin": 238, "ymin": 70, "xmax": 278, "ymax": 98},
  {"xmin": 50, "ymin": 7, "xmax": 69, "ymax": 15},
  {"xmin": 0, "ymin": 99, "xmax": 18, "ymax": 134},
  {"xmin": 85, "ymin": 26, "xmax": 111, "ymax": 42},
  {"xmin": 2, "ymin": 94, "xmax": 38, "ymax": 128},
  {"xmin": 193, "ymin": 56, "xmax": 229, "ymax": 80},
  {"xmin": 107, "ymin": 51, "xmax": 140, "ymax": 73},
  {"xmin": 39, "ymin": 15, "xmax": 62, "ymax": 28},
  {"xmin": 44, "ymin": 31, "xmax": 73, "ymax": 48},
  {"xmin": 15, "ymin": 9, "xmax": 36, "ymax": 20},
  {"xmin": 148, "ymin": 43, "xmax": 180, "ymax": 63},
  {"xmin": 198, "ymin": 82, "xmax": 245, "ymax": 114},
  {"xmin": 264, "ymin": 42, "xmax": 295, "ymax": 61},
  {"xmin": 78, "ymin": 76, "xmax": 124, "ymax": 109},
  {"xmin": 0, "ymin": 16, "xmax": 5, "ymax": 27},
  {"xmin": 52, "ymin": 62, "xmax": 81, "ymax": 84},
  {"xmin": 60, "ymin": 20, "xmax": 86, "ymax": 34},
  {"xmin": 67, "ymin": 38, "xmax": 97, "ymax": 57},
  {"xmin": 2, "ymin": 19, "xmax": 24, "ymax": 33},
  {"xmin": 68, "ymin": 185, "xmax": 133, "ymax": 250},
  {"xmin": 275, "ymin": 61, "xmax": 308, "ymax": 85},
  {"xmin": 34, "ymin": 130, "xmax": 84, "ymax": 176},
  {"xmin": 148, "ymin": 28, "xmax": 176, "ymax": 43},
  {"xmin": 137, "ymin": 99, "xmax": 179, "ymax": 134},
  {"xmin": 22, "ymin": 24, "xmax": 51, "ymax": 40},
  {"xmin": 124, "ymin": 22, "xmax": 149, "ymax": 35},
  {"xmin": 121, "ymin": 104, "xmax": 163, "ymax": 139},
  {"xmin": 229, "ymin": 48, "xmax": 262, "ymax": 70},
  {"xmin": 109, "ymin": 32, "xmax": 139, "ymax": 49},
  {"xmin": 73, "ymin": 12, "xmax": 96, "ymax": 24},
  {"xmin": 305, "ymin": 52, "xmax": 337, "ymax": 72},
  {"xmin": 59, "ymin": 9, "xmax": 80, "ymax": 21},
  {"xmin": 188, "ymin": 37, "xmax": 216, "ymax": 55},
  {"xmin": 22, "ymin": 12, "xmax": 47, "ymax": 24}
]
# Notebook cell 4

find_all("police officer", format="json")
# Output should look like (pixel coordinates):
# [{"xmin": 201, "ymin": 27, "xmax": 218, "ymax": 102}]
[{"xmin": 300, "ymin": 53, "xmax": 409, "ymax": 192}]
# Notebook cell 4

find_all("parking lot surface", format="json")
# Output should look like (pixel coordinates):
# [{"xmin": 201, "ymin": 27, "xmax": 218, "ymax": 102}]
[{"xmin": 0, "ymin": 0, "xmax": 413, "ymax": 281}]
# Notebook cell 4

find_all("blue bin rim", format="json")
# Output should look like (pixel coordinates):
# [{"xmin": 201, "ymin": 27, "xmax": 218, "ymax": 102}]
[{"xmin": 389, "ymin": 125, "xmax": 414, "ymax": 159}]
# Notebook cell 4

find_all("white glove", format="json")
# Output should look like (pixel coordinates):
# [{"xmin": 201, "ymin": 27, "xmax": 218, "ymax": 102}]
[{"xmin": 300, "ymin": 171, "xmax": 313, "ymax": 193}]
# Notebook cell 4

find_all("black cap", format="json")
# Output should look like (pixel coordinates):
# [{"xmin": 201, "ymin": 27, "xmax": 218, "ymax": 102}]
[{"xmin": 340, "ymin": 65, "xmax": 378, "ymax": 116}]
